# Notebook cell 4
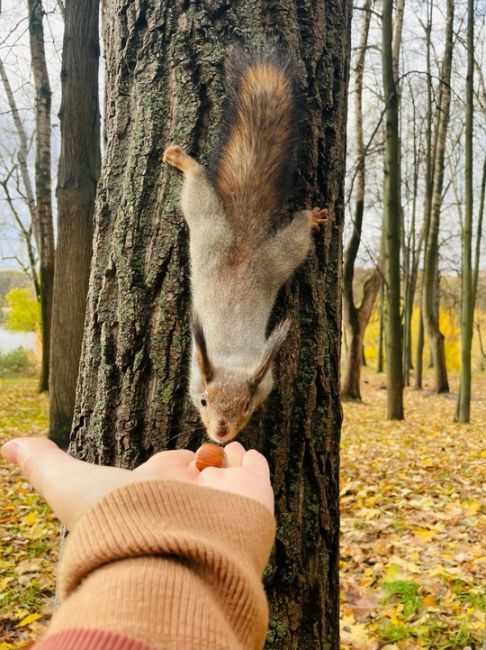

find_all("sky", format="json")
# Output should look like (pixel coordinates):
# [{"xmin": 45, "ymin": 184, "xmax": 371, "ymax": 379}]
[
  {"xmin": 0, "ymin": 0, "xmax": 485, "ymax": 276},
  {"xmin": 0, "ymin": 0, "xmax": 63, "ymax": 270},
  {"xmin": 346, "ymin": 0, "xmax": 486, "ymax": 273}
]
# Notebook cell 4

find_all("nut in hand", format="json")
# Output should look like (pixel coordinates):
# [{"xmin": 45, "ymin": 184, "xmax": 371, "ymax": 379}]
[{"xmin": 195, "ymin": 443, "xmax": 228, "ymax": 471}]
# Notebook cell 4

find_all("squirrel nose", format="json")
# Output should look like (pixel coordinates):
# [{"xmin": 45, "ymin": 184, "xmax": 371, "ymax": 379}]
[{"xmin": 216, "ymin": 422, "xmax": 228, "ymax": 438}]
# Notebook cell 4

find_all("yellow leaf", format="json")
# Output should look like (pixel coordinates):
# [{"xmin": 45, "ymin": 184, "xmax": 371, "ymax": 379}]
[
  {"xmin": 413, "ymin": 528, "xmax": 435, "ymax": 543},
  {"xmin": 22, "ymin": 510, "xmax": 38, "ymax": 526},
  {"xmin": 461, "ymin": 499, "xmax": 482, "ymax": 516},
  {"xmin": 16, "ymin": 612, "xmax": 42, "ymax": 627}
]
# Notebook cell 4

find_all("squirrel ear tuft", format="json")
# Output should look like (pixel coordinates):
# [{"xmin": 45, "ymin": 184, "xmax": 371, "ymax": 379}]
[
  {"xmin": 249, "ymin": 319, "xmax": 291, "ymax": 393},
  {"xmin": 192, "ymin": 315, "xmax": 214, "ymax": 386}
]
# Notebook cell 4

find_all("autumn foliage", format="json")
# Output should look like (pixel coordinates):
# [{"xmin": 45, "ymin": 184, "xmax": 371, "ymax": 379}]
[{"xmin": 0, "ymin": 374, "xmax": 484, "ymax": 649}]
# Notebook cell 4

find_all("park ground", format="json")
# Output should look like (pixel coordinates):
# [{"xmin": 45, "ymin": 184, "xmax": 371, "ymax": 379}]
[{"xmin": 0, "ymin": 371, "xmax": 484, "ymax": 649}]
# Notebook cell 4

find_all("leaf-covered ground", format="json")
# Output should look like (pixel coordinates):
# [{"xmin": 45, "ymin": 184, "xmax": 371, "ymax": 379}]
[
  {"xmin": 340, "ymin": 371, "xmax": 485, "ymax": 649},
  {"xmin": 0, "ymin": 379, "xmax": 56, "ymax": 650},
  {"xmin": 0, "ymin": 373, "xmax": 484, "ymax": 649}
]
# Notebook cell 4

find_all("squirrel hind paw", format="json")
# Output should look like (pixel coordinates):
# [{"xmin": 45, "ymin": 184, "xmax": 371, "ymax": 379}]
[
  {"xmin": 163, "ymin": 145, "xmax": 194, "ymax": 172},
  {"xmin": 308, "ymin": 207, "xmax": 329, "ymax": 231}
]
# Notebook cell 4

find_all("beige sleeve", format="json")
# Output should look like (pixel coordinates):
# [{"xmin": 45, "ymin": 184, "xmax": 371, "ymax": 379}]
[{"xmin": 48, "ymin": 481, "xmax": 276, "ymax": 650}]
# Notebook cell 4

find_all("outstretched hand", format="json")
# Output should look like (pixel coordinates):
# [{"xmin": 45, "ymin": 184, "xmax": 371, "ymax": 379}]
[{"xmin": 1, "ymin": 438, "xmax": 273, "ymax": 530}]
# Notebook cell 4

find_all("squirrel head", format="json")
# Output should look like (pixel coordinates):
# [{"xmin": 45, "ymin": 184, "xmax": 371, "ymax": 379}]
[{"xmin": 192, "ymin": 318, "xmax": 290, "ymax": 443}]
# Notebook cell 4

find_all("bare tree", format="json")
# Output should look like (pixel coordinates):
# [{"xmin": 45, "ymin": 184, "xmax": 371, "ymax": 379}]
[
  {"xmin": 342, "ymin": 0, "xmax": 381, "ymax": 401},
  {"xmin": 422, "ymin": 0, "xmax": 454, "ymax": 395},
  {"xmin": 382, "ymin": 0, "xmax": 404, "ymax": 419},
  {"xmin": 456, "ymin": 0, "xmax": 484, "ymax": 422},
  {"xmin": 28, "ymin": 0, "xmax": 55, "ymax": 392}
]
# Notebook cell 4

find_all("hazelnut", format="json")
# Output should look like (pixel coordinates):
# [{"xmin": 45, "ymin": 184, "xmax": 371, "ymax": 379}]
[{"xmin": 195, "ymin": 443, "xmax": 227, "ymax": 471}]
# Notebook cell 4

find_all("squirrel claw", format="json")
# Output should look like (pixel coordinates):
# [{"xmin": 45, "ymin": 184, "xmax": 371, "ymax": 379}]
[
  {"xmin": 163, "ymin": 145, "xmax": 194, "ymax": 172},
  {"xmin": 308, "ymin": 207, "xmax": 329, "ymax": 231}
]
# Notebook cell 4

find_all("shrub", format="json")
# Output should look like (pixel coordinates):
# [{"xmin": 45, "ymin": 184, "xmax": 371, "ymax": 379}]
[
  {"xmin": 0, "ymin": 347, "xmax": 36, "ymax": 377},
  {"xmin": 3, "ymin": 288, "xmax": 40, "ymax": 333}
]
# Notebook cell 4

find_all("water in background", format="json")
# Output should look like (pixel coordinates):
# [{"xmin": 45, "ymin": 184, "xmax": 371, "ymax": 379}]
[{"xmin": 0, "ymin": 326, "xmax": 36, "ymax": 353}]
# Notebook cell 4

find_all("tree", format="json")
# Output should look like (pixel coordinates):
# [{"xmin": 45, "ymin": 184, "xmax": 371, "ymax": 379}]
[
  {"xmin": 422, "ymin": 0, "xmax": 454, "ymax": 395},
  {"xmin": 49, "ymin": 0, "xmax": 101, "ymax": 447},
  {"xmin": 414, "ymin": 0, "xmax": 434, "ymax": 391},
  {"xmin": 342, "ymin": 0, "xmax": 381, "ymax": 401},
  {"xmin": 68, "ymin": 1, "xmax": 351, "ymax": 647},
  {"xmin": 27, "ymin": 0, "xmax": 55, "ymax": 392},
  {"xmin": 455, "ymin": 0, "xmax": 475, "ymax": 422},
  {"xmin": 382, "ymin": 0, "xmax": 404, "ymax": 419}
]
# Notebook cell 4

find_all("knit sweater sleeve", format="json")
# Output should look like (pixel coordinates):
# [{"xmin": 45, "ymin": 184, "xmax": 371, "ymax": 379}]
[{"xmin": 34, "ymin": 481, "xmax": 276, "ymax": 650}]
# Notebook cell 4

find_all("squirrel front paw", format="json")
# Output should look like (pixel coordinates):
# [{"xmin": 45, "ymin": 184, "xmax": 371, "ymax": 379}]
[
  {"xmin": 307, "ymin": 207, "xmax": 329, "ymax": 231},
  {"xmin": 163, "ymin": 145, "xmax": 195, "ymax": 172}
]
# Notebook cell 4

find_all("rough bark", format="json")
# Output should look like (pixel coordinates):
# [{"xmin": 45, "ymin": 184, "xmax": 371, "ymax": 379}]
[
  {"xmin": 456, "ymin": 0, "xmax": 474, "ymax": 422},
  {"xmin": 342, "ymin": 0, "xmax": 380, "ymax": 401},
  {"xmin": 422, "ymin": 0, "xmax": 453, "ymax": 394},
  {"xmin": 69, "ymin": 1, "xmax": 350, "ymax": 648},
  {"xmin": 382, "ymin": 0, "xmax": 404, "ymax": 419},
  {"xmin": 49, "ymin": 0, "xmax": 101, "ymax": 447},
  {"xmin": 28, "ymin": 0, "xmax": 55, "ymax": 392}
]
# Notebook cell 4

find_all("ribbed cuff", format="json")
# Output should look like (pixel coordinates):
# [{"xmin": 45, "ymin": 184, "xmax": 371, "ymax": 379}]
[
  {"xmin": 33, "ymin": 628, "xmax": 156, "ymax": 650},
  {"xmin": 49, "ymin": 481, "xmax": 275, "ymax": 649}
]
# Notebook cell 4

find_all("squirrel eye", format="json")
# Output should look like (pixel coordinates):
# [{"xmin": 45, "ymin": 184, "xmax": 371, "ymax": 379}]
[{"xmin": 200, "ymin": 396, "xmax": 207, "ymax": 407}]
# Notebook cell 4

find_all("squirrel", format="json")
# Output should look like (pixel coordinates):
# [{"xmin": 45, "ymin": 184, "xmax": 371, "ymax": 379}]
[{"xmin": 163, "ymin": 47, "xmax": 327, "ymax": 444}]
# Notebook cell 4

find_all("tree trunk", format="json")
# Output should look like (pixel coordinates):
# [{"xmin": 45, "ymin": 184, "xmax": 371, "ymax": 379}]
[
  {"xmin": 402, "ymin": 80, "xmax": 422, "ymax": 387},
  {"xmin": 69, "ymin": 2, "xmax": 351, "ymax": 647},
  {"xmin": 422, "ymin": 0, "xmax": 453, "ymax": 395},
  {"xmin": 382, "ymin": 0, "xmax": 404, "ymax": 419},
  {"xmin": 342, "ymin": 0, "xmax": 380, "ymax": 402},
  {"xmin": 456, "ymin": 0, "xmax": 474, "ymax": 422},
  {"xmin": 416, "ymin": 0, "xmax": 434, "ymax": 391},
  {"xmin": 28, "ymin": 0, "xmax": 55, "ymax": 393},
  {"xmin": 377, "ymin": 280, "xmax": 385, "ymax": 373},
  {"xmin": 49, "ymin": 0, "xmax": 101, "ymax": 448}
]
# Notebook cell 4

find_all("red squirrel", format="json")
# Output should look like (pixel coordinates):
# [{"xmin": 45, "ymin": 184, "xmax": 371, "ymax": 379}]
[{"xmin": 164, "ymin": 48, "xmax": 326, "ymax": 443}]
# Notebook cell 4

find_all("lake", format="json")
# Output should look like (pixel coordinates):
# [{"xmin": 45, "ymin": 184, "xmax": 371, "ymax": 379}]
[{"xmin": 0, "ymin": 326, "xmax": 36, "ymax": 353}]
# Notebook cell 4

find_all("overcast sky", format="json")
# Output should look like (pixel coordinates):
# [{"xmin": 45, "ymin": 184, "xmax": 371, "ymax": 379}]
[{"xmin": 0, "ymin": 1, "xmax": 485, "ymax": 276}]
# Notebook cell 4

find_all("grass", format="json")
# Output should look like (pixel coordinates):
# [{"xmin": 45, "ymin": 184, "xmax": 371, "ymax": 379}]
[{"xmin": 1, "ymin": 371, "xmax": 485, "ymax": 649}]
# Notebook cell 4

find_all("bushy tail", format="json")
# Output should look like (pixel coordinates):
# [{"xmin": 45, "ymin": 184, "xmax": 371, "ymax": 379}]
[{"xmin": 210, "ymin": 46, "xmax": 299, "ymax": 224}]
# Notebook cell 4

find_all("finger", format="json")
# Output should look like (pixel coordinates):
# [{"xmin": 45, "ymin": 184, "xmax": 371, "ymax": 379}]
[
  {"xmin": 1, "ymin": 438, "xmax": 76, "ymax": 494},
  {"xmin": 223, "ymin": 441, "xmax": 246, "ymax": 467},
  {"xmin": 135, "ymin": 449, "xmax": 195, "ymax": 474},
  {"xmin": 242, "ymin": 449, "xmax": 271, "ymax": 479},
  {"xmin": 1, "ymin": 437, "xmax": 131, "ymax": 529}
]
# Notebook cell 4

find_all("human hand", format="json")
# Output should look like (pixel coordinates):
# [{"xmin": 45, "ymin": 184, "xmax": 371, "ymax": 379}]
[{"xmin": 1, "ymin": 438, "xmax": 273, "ymax": 530}]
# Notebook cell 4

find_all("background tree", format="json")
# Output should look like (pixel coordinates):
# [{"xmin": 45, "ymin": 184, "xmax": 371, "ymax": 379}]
[
  {"xmin": 456, "ymin": 0, "xmax": 476, "ymax": 422},
  {"xmin": 382, "ymin": 0, "xmax": 404, "ymax": 419},
  {"xmin": 342, "ymin": 0, "xmax": 381, "ymax": 402},
  {"xmin": 414, "ymin": 1, "xmax": 434, "ymax": 391},
  {"xmin": 49, "ymin": 0, "xmax": 101, "ymax": 447},
  {"xmin": 68, "ymin": 1, "xmax": 350, "ymax": 647},
  {"xmin": 422, "ymin": 0, "xmax": 454, "ymax": 394},
  {"xmin": 27, "ymin": 0, "xmax": 55, "ymax": 392}
]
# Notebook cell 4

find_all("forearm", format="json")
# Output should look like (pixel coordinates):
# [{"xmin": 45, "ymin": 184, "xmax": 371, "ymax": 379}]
[{"xmin": 35, "ymin": 481, "xmax": 275, "ymax": 650}]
